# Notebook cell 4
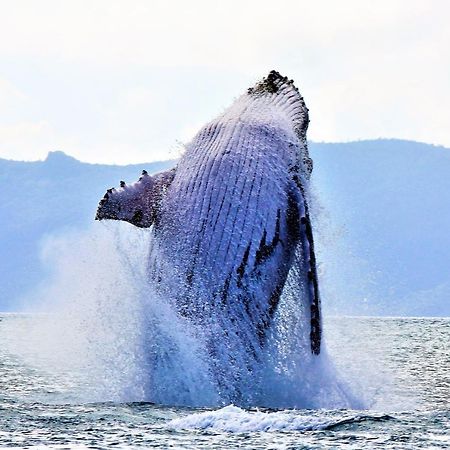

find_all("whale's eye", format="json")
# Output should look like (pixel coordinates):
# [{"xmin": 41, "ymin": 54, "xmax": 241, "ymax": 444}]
[{"xmin": 131, "ymin": 209, "xmax": 143, "ymax": 225}]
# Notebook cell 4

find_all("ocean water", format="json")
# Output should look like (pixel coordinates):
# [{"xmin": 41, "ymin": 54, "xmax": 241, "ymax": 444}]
[{"xmin": 0, "ymin": 314, "xmax": 448, "ymax": 449}]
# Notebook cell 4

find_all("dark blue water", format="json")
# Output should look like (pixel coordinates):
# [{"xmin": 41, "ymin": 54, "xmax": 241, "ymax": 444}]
[{"xmin": 0, "ymin": 315, "xmax": 448, "ymax": 449}]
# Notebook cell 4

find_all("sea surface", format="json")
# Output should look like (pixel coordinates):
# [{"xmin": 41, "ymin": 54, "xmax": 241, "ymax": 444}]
[{"xmin": 0, "ymin": 314, "xmax": 448, "ymax": 449}]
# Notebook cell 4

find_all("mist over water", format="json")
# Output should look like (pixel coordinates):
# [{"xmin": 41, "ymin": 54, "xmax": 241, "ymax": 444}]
[
  {"xmin": 4, "ymin": 220, "xmax": 363, "ymax": 410},
  {"xmin": 9, "ymin": 224, "xmax": 219, "ymax": 406}
]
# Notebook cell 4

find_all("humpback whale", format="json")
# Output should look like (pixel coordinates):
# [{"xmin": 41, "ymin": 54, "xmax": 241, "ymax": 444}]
[{"xmin": 96, "ymin": 71, "xmax": 321, "ymax": 400}]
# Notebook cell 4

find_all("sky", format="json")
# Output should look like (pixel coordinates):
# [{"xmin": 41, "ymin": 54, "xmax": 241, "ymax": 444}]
[{"xmin": 0, "ymin": 0, "xmax": 449, "ymax": 164}]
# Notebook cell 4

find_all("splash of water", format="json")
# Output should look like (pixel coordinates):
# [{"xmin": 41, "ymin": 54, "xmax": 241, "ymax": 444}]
[
  {"xmin": 7, "ymin": 222, "xmax": 361, "ymax": 408},
  {"xmin": 167, "ymin": 405, "xmax": 393, "ymax": 432}
]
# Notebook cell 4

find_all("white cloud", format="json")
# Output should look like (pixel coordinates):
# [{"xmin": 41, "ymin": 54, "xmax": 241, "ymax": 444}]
[
  {"xmin": 0, "ymin": 121, "xmax": 56, "ymax": 161},
  {"xmin": 0, "ymin": 1, "xmax": 434, "ymax": 67},
  {"xmin": 0, "ymin": 78, "xmax": 27, "ymax": 104},
  {"xmin": 0, "ymin": 0, "xmax": 449, "ymax": 162}
]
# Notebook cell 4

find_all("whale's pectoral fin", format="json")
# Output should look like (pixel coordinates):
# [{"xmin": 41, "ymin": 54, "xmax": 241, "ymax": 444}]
[
  {"xmin": 95, "ymin": 168, "xmax": 176, "ymax": 228},
  {"xmin": 299, "ymin": 212, "xmax": 321, "ymax": 355}
]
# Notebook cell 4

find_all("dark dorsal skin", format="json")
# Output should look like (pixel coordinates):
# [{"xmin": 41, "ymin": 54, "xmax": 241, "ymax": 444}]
[{"xmin": 96, "ymin": 71, "xmax": 321, "ymax": 362}]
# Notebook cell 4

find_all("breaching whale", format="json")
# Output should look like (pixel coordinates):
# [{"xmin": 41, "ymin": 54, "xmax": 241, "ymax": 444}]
[{"xmin": 96, "ymin": 71, "xmax": 321, "ymax": 400}]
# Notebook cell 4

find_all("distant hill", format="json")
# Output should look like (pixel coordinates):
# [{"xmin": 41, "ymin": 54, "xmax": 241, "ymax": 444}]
[
  {"xmin": 0, "ymin": 151, "xmax": 175, "ymax": 310},
  {"xmin": 310, "ymin": 139, "xmax": 450, "ymax": 316},
  {"xmin": 1, "ymin": 140, "xmax": 449, "ymax": 316}
]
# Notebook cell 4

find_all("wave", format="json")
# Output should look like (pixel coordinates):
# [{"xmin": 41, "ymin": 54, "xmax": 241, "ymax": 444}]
[{"xmin": 167, "ymin": 405, "xmax": 394, "ymax": 433}]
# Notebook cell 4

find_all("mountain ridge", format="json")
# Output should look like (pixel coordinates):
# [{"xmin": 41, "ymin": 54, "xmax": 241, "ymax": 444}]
[{"xmin": 1, "ymin": 139, "xmax": 449, "ymax": 315}]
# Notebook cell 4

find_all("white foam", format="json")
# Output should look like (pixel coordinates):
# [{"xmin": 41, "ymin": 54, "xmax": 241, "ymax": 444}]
[{"xmin": 167, "ymin": 405, "xmax": 337, "ymax": 433}]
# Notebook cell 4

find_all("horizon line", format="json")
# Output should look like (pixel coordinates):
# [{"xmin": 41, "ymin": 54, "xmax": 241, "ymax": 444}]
[{"xmin": 1, "ymin": 137, "xmax": 449, "ymax": 166}]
